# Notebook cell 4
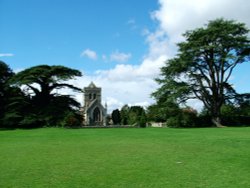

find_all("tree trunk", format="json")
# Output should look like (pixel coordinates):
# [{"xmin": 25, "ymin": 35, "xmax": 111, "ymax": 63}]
[
  {"xmin": 211, "ymin": 101, "xmax": 226, "ymax": 127},
  {"xmin": 211, "ymin": 116, "xmax": 226, "ymax": 128}
]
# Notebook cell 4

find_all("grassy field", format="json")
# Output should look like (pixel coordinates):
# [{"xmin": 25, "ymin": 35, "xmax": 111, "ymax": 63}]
[{"xmin": 0, "ymin": 127, "xmax": 250, "ymax": 188}]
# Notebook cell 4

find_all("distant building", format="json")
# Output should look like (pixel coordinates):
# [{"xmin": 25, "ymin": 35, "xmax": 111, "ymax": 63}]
[{"xmin": 82, "ymin": 82, "xmax": 107, "ymax": 126}]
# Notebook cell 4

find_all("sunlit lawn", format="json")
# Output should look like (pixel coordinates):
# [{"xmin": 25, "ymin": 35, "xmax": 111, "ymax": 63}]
[{"xmin": 0, "ymin": 127, "xmax": 249, "ymax": 188}]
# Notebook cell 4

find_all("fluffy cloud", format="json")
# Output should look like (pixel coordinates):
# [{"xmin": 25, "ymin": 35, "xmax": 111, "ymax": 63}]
[
  {"xmin": 80, "ymin": 49, "xmax": 97, "ymax": 60},
  {"xmin": 0, "ymin": 53, "xmax": 14, "ymax": 57},
  {"xmin": 110, "ymin": 51, "xmax": 131, "ymax": 63},
  {"xmin": 71, "ymin": 0, "xmax": 250, "ymax": 113},
  {"xmin": 80, "ymin": 49, "xmax": 131, "ymax": 63},
  {"xmin": 152, "ymin": 0, "xmax": 250, "ymax": 46}
]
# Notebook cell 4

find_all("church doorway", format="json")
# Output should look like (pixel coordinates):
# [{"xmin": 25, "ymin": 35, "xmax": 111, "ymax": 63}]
[{"xmin": 93, "ymin": 107, "xmax": 101, "ymax": 123}]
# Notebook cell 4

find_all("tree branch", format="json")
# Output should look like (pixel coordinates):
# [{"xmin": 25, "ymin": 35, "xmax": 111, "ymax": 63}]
[{"xmin": 27, "ymin": 84, "xmax": 40, "ymax": 95}]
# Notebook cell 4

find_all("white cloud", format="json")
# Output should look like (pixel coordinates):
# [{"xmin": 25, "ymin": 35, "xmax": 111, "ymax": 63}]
[
  {"xmin": 152, "ymin": 0, "xmax": 250, "ymax": 47},
  {"xmin": 0, "ymin": 53, "xmax": 14, "ymax": 57},
  {"xmin": 80, "ymin": 49, "xmax": 132, "ymax": 63},
  {"xmin": 105, "ymin": 97, "xmax": 124, "ymax": 111},
  {"xmin": 80, "ymin": 49, "xmax": 97, "ymax": 60},
  {"xmin": 110, "ymin": 51, "xmax": 131, "ymax": 63}
]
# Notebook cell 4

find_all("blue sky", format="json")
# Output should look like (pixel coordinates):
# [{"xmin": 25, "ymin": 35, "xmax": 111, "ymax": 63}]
[
  {"xmin": 1, "ymin": 0, "xmax": 250, "ymax": 112},
  {"xmin": 0, "ymin": 0, "xmax": 157, "ymax": 72}
]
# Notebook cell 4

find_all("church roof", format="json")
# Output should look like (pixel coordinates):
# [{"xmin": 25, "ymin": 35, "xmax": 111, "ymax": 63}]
[{"xmin": 88, "ymin": 81, "xmax": 97, "ymax": 88}]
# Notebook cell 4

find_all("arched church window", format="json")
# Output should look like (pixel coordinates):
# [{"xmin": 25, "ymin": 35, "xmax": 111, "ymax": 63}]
[
  {"xmin": 89, "ymin": 93, "xmax": 92, "ymax": 99},
  {"xmin": 93, "ymin": 93, "xmax": 96, "ymax": 99},
  {"xmin": 93, "ymin": 107, "xmax": 101, "ymax": 122}
]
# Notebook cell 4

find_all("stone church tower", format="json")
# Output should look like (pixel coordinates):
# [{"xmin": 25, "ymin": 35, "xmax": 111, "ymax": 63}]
[{"xmin": 82, "ymin": 82, "xmax": 107, "ymax": 126}]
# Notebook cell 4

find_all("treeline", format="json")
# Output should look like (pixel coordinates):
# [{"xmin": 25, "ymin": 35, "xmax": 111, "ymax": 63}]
[
  {"xmin": 110, "ymin": 100, "xmax": 250, "ymax": 128},
  {"xmin": 146, "ymin": 101, "xmax": 250, "ymax": 128},
  {"xmin": 110, "ymin": 105, "xmax": 147, "ymax": 127},
  {"xmin": 0, "ymin": 61, "xmax": 82, "ymax": 129}
]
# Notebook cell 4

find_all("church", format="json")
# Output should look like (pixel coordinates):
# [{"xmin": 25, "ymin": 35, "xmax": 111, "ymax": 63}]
[{"xmin": 82, "ymin": 82, "xmax": 107, "ymax": 126}]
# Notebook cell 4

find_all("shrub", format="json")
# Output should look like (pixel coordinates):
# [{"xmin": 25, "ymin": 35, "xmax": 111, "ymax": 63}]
[
  {"xmin": 167, "ymin": 116, "xmax": 182, "ymax": 128},
  {"xmin": 138, "ymin": 115, "xmax": 147, "ymax": 128},
  {"xmin": 61, "ymin": 112, "xmax": 82, "ymax": 128},
  {"xmin": 167, "ymin": 108, "xmax": 198, "ymax": 128}
]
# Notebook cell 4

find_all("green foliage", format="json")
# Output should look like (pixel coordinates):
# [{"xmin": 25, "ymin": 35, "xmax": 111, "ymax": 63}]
[
  {"xmin": 221, "ymin": 104, "xmax": 238, "ymax": 117},
  {"xmin": 153, "ymin": 18, "xmax": 250, "ymax": 127},
  {"xmin": 147, "ymin": 101, "xmax": 180, "ymax": 122},
  {"xmin": 236, "ymin": 94, "xmax": 250, "ymax": 116},
  {"xmin": 138, "ymin": 114, "xmax": 147, "ymax": 128},
  {"xmin": 120, "ymin": 105, "xmax": 129, "ymax": 125},
  {"xmin": 0, "ymin": 61, "xmax": 14, "ymax": 122},
  {"xmin": 11, "ymin": 65, "xmax": 82, "ymax": 86},
  {"xmin": 166, "ymin": 107, "xmax": 198, "ymax": 128},
  {"xmin": 0, "ymin": 61, "xmax": 30, "ymax": 128},
  {"xmin": 60, "ymin": 111, "xmax": 82, "ymax": 127},
  {"xmin": 0, "ymin": 61, "xmax": 14, "ymax": 84},
  {"xmin": 128, "ymin": 106, "xmax": 146, "ymax": 127},
  {"xmin": 120, "ymin": 105, "xmax": 147, "ymax": 127},
  {"xmin": 111, "ymin": 109, "xmax": 121, "ymax": 125},
  {"xmin": 146, "ymin": 99, "xmax": 199, "ymax": 128},
  {"xmin": 166, "ymin": 116, "xmax": 182, "ymax": 128},
  {"xmin": 219, "ymin": 103, "xmax": 250, "ymax": 126}
]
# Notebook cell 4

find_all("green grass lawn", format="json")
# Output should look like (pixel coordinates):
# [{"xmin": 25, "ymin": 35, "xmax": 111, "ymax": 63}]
[{"xmin": 0, "ymin": 127, "xmax": 250, "ymax": 188}]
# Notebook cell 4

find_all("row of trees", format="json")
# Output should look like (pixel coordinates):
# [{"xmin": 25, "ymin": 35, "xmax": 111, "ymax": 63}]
[
  {"xmin": 111, "ymin": 105, "xmax": 147, "ymax": 127},
  {"xmin": 146, "ymin": 102, "xmax": 250, "ymax": 128},
  {"xmin": 0, "ymin": 62, "xmax": 82, "ymax": 128},
  {"xmin": 111, "ymin": 98, "xmax": 250, "ymax": 128}
]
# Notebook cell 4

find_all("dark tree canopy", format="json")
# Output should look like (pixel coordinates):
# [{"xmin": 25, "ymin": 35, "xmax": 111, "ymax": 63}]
[
  {"xmin": 0, "ymin": 61, "xmax": 14, "ymax": 85},
  {"xmin": 0, "ymin": 61, "xmax": 14, "ymax": 123},
  {"xmin": 111, "ymin": 109, "xmax": 121, "ymax": 125},
  {"xmin": 9, "ymin": 65, "xmax": 83, "ymax": 127},
  {"xmin": 11, "ymin": 65, "xmax": 81, "ymax": 98},
  {"xmin": 0, "ymin": 61, "xmax": 28, "ymax": 128},
  {"xmin": 153, "ymin": 18, "xmax": 250, "ymax": 127}
]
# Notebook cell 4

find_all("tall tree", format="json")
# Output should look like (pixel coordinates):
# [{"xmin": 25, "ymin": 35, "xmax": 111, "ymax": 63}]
[
  {"xmin": 0, "ymin": 61, "xmax": 14, "ymax": 126},
  {"xmin": 111, "ymin": 109, "xmax": 121, "ymax": 125},
  {"xmin": 120, "ymin": 105, "xmax": 129, "ymax": 125},
  {"xmin": 0, "ymin": 61, "xmax": 28, "ymax": 128},
  {"xmin": 11, "ymin": 65, "xmax": 81, "ymax": 105},
  {"xmin": 153, "ymin": 19, "xmax": 250, "ymax": 127},
  {"xmin": 11, "ymin": 65, "xmax": 82, "ymax": 126},
  {"xmin": 0, "ymin": 61, "xmax": 14, "ymax": 114},
  {"xmin": 127, "ymin": 106, "xmax": 146, "ymax": 127}
]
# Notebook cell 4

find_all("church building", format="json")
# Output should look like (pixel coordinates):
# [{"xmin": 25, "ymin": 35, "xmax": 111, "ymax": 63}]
[{"xmin": 82, "ymin": 82, "xmax": 107, "ymax": 126}]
